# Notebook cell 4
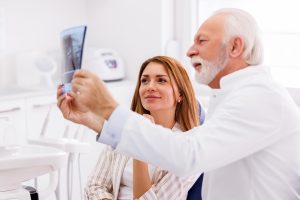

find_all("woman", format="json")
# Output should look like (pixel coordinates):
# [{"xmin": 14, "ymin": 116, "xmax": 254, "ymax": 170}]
[{"xmin": 85, "ymin": 56, "xmax": 201, "ymax": 200}]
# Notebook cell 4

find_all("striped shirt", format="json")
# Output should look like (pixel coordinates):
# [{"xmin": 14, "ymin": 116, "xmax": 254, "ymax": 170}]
[{"xmin": 85, "ymin": 124, "xmax": 199, "ymax": 200}]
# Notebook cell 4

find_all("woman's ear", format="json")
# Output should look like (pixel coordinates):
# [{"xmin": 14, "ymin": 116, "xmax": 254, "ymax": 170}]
[
  {"xmin": 177, "ymin": 94, "xmax": 183, "ymax": 103},
  {"xmin": 229, "ymin": 36, "xmax": 244, "ymax": 58}
]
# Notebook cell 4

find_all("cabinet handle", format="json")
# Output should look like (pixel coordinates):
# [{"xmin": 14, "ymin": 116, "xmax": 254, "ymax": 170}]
[
  {"xmin": 0, "ymin": 116, "xmax": 10, "ymax": 121},
  {"xmin": 32, "ymin": 102, "xmax": 56, "ymax": 108},
  {"xmin": 0, "ymin": 107, "xmax": 21, "ymax": 114}
]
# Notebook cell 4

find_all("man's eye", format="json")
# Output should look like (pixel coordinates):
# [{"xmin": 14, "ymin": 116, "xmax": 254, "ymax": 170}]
[{"xmin": 199, "ymin": 39, "xmax": 206, "ymax": 44}]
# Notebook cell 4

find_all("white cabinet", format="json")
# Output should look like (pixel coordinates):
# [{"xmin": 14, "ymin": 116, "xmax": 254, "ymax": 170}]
[
  {"xmin": 0, "ymin": 99, "xmax": 26, "ymax": 145},
  {"xmin": 25, "ymin": 93, "xmax": 66, "ymax": 140},
  {"xmin": 0, "ymin": 80, "xmax": 136, "ymax": 200}
]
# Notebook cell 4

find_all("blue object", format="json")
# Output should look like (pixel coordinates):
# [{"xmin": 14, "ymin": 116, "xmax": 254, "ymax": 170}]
[
  {"xmin": 187, "ymin": 174, "xmax": 203, "ymax": 200},
  {"xmin": 187, "ymin": 102, "xmax": 205, "ymax": 200},
  {"xmin": 63, "ymin": 83, "xmax": 72, "ymax": 94},
  {"xmin": 62, "ymin": 70, "xmax": 75, "ymax": 94}
]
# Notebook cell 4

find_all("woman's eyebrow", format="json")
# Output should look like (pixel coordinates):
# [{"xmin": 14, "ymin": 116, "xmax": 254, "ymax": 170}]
[{"xmin": 141, "ymin": 74, "xmax": 168, "ymax": 77}]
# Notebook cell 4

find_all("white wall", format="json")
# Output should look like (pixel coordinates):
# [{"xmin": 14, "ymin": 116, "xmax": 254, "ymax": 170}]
[
  {"xmin": 0, "ymin": 0, "xmax": 168, "ymax": 88},
  {"xmin": 0, "ymin": 0, "xmax": 88, "ymax": 86},
  {"xmin": 85, "ymin": 0, "xmax": 164, "ymax": 80},
  {"xmin": 1, "ymin": 0, "xmax": 87, "ymax": 53}
]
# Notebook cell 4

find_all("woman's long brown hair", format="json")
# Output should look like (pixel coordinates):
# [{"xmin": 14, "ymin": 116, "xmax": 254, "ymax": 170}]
[{"xmin": 130, "ymin": 56, "xmax": 199, "ymax": 131}]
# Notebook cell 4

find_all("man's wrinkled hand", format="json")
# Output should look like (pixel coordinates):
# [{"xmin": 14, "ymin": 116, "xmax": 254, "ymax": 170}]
[
  {"xmin": 71, "ymin": 70, "xmax": 118, "ymax": 120},
  {"xmin": 56, "ymin": 84, "xmax": 105, "ymax": 133}
]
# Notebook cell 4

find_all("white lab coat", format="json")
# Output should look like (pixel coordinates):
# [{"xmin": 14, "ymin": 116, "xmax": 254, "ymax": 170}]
[{"xmin": 102, "ymin": 65, "xmax": 300, "ymax": 200}]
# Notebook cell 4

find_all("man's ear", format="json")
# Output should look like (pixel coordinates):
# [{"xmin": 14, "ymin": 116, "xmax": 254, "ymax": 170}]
[{"xmin": 229, "ymin": 37, "xmax": 244, "ymax": 58}]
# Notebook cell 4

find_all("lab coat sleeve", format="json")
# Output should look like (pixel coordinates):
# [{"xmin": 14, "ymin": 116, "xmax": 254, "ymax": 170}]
[
  {"xmin": 98, "ymin": 106, "xmax": 131, "ymax": 148},
  {"xmin": 115, "ymin": 85, "xmax": 288, "ymax": 176},
  {"xmin": 85, "ymin": 146, "xmax": 114, "ymax": 200},
  {"xmin": 137, "ymin": 171, "xmax": 199, "ymax": 200}
]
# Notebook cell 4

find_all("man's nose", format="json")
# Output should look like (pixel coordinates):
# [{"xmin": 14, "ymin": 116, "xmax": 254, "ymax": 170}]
[{"xmin": 187, "ymin": 44, "xmax": 197, "ymax": 58}]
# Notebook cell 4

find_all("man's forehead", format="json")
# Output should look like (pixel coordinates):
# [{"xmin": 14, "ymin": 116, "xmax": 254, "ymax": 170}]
[{"xmin": 195, "ymin": 15, "xmax": 225, "ymax": 39}]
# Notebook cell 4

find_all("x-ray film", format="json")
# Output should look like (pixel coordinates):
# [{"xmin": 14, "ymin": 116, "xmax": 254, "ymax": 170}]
[{"xmin": 60, "ymin": 25, "xmax": 87, "ymax": 93}]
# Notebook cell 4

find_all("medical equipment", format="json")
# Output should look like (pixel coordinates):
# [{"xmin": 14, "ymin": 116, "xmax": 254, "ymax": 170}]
[
  {"xmin": 0, "ymin": 106, "xmax": 67, "ymax": 200},
  {"xmin": 15, "ymin": 51, "xmax": 57, "ymax": 89},
  {"xmin": 83, "ymin": 48, "xmax": 125, "ymax": 81},
  {"xmin": 0, "ymin": 145, "xmax": 66, "ymax": 200},
  {"xmin": 28, "ymin": 104, "xmax": 90, "ymax": 200},
  {"xmin": 61, "ymin": 25, "xmax": 87, "ymax": 93}
]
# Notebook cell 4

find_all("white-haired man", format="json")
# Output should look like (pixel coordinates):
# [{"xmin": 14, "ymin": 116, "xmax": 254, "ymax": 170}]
[{"xmin": 57, "ymin": 8, "xmax": 300, "ymax": 199}]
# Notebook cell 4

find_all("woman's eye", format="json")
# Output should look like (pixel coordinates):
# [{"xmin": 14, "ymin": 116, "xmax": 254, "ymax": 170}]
[
  {"xmin": 141, "ymin": 79, "xmax": 148, "ymax": 84},
  {"xmin": 158, "ymin": 78, "xmax": 167, "ymax": 83}
]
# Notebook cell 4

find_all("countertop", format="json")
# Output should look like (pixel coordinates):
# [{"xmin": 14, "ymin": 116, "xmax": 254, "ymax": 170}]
[{"xmin": 0, "ymin": 79, "xmax": 136, "ymax": 102}]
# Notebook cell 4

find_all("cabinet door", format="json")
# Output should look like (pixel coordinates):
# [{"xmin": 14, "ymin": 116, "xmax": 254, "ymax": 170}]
[
  {"xmin": 0, "ymin": 99, "xmax": 26, "ymax": 145},
  {"xmin": 25, "ymin": 94, "xmax": 67, "ymax": 140}
]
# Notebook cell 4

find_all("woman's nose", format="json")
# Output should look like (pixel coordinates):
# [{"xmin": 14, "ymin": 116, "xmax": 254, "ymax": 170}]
[{"xmin": 146, "ymin": 80, "xmax": 156, "ymax": 91}]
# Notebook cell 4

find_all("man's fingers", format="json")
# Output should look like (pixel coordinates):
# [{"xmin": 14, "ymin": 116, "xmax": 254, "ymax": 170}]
[
  {"xmin": 74, "ymin": 69, "xmax": 105, "ymax": 86},
  {"xmin": 73, "ymin": 69, "xmax": 94, "ymax": 79},
  {"xmin": 57, "ymin": 93, "xmax": 67, "ymax": 108},
  {"xmin": 57, "ymin": 84, "xmax": 64, "ymax": 99},
  {"xmin": 72, "ymin": 76, "xmax": 86, "ymax": 87}
]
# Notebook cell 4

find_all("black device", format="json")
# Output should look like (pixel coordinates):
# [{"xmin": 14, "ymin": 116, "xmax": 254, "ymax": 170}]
[
  {"xmin": 60, "ymin": 25, "xmax": 87, "ymax": 93},
  {"xmin": 23, "ymin": 185, "xmax": 39, "ymax": 200}
]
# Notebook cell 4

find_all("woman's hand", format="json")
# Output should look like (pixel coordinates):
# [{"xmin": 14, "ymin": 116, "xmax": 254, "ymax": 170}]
[
  {"xmin": 133, "ymin": 159, "xmax": 151, "ymax": 199},
  {"xmin": 132, "ymin": 114, "xmax": 155, "ymax": 199}
]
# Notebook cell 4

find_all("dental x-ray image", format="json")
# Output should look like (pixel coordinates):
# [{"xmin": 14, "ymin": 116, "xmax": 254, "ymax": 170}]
[{"xmin": 60, "ymin": 25, "xmax": 87, "ymax": 93}]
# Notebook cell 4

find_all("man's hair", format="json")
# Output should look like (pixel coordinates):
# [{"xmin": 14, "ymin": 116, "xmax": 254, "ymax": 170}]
[
  {"xmin": 213, "ymin": 8, "xmax": 264, "ymax": 65},
  {"xmin": 131, "ymin": 56, "xmax": 199, "ymax": 131}
]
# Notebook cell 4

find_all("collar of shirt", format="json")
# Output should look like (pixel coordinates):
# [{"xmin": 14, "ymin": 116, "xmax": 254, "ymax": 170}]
[
  {"xmin": 208, "ymin": 65, "xmax": 270, "ymax": 102},
  {"xmin": 219, "ymin": 65, "xmax": 270, "ymax": 91},
  {"xmin": 172, "ymin": 122, "xmax": 182, "ymax": 132}
]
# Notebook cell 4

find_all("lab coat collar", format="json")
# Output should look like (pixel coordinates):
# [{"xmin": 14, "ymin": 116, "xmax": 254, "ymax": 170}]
[
  {"xmin": 172, "ymin": 122, "xmax": 182, "ymax": 132},
  {"xmin": 219, "ymin": 65, "xmax": 270, "ymax": 90}
]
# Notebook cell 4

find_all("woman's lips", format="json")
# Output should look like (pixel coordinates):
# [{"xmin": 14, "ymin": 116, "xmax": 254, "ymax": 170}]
[
  {"xmin": 145, "ymin": 96, "xmax": 161, "ymax": 102},
  {"xmin": 145, "ymin": 96, "xmax": 160, "ymax": 99}
]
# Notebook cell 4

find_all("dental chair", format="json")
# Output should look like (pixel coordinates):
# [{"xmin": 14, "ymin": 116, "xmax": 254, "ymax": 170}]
[
  {"xmin": 28, "ymin": 104, "xmax": 90, "ymax": 200},
  {"xmin": 0, "ymin": 108, "xmax": 67, "ymax": 200},
  {"xmin": 186, "ymin": 102, "xmax": 205, "ymax": 200}
]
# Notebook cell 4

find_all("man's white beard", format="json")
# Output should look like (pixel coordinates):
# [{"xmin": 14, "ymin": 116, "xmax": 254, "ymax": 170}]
[{"xmin": 194, "ymin": 50, "xmax": 228, "ymax": 85}]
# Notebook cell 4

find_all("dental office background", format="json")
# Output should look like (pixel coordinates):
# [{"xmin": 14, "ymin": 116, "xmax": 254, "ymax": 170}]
[{"xmin": 0, "ymin": 0, "xmax": 299, "ymax": 200}]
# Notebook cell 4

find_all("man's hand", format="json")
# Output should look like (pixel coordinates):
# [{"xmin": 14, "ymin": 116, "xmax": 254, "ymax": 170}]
[
  {"xmin": 57, "ymin": 84, "xmax": 105, "ymax": 133},
  {"xmin": 71, "ymin": 70, "xmax": 118, "ymax": 120}
]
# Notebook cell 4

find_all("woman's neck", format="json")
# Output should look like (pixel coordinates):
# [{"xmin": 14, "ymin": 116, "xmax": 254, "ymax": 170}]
[{"xmin": 150, "ymin": 109, "xmax": 176, "ymax": 129}]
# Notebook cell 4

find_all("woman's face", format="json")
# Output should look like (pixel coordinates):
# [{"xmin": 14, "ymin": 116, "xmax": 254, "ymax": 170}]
[{"xmin": 139, "ymin": 62, "xmax": 180, "ymax": 113}]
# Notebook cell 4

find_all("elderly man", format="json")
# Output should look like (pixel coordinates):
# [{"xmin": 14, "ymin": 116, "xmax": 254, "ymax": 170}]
[{"xmin": 57, "ymin": 8, "xmax": 300, "ymax": 200}]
